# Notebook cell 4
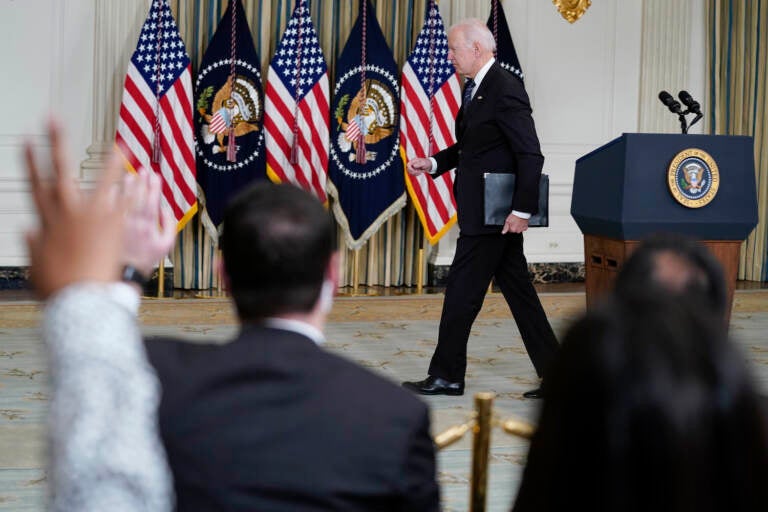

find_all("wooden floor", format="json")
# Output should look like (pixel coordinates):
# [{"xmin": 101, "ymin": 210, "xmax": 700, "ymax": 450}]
[{"xmin": 1, "ymin": 287, "xmax": 768, "ymax": 510}]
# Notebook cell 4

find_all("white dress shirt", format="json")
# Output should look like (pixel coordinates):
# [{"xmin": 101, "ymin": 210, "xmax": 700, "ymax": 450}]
[{"xmin": 263, "ymin": 317, "xmax": 326, "ymax": 345}]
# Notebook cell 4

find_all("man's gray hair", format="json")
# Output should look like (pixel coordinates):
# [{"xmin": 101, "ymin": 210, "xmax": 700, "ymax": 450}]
[{"xmin": 449, "ymin": 18, "xmax": 496, "ymax": 53}]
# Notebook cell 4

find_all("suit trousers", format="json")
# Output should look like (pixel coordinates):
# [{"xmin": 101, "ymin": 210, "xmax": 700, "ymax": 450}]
[{"xmin": 428, "ymin": 233, "xmax": 559, "ymax": 382}]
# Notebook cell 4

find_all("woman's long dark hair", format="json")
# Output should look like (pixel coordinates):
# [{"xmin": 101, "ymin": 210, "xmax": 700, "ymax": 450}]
[{"xmin": 513, "ymin": 292, "xmax": 768, "ymax": 512}]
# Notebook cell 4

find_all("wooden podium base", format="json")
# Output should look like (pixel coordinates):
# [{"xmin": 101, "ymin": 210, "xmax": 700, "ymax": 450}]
[{"xmin": 584, "ymin": 235, "xmax": 742, "ymax": 322}]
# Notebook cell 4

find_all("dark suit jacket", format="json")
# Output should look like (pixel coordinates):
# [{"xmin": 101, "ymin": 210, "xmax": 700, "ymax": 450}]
[
  {"xmin": 433, "ymin": 61, "xmax": 544, "ymax": 235},
  {"xmin": 145, "ymin": 325, "xmax": 439, "ymax": 512}
]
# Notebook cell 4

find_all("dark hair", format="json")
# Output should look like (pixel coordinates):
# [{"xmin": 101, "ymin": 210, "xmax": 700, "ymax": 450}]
[
  {"xmin": 220, "ymin": 182, "xmax": 333, "ymax": 320},
  {"xmin": 512, "ymin": 293, "xmax": 768, "ymax": 512},
  {"xmin": 614, "ymin": 233, "xmax": 727, "ymax": 317}
]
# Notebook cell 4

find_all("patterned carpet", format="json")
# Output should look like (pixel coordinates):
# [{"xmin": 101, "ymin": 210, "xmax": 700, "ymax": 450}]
[{"xmin": 1, "ymin": 290, "xmax": 767, "ymax": 511}]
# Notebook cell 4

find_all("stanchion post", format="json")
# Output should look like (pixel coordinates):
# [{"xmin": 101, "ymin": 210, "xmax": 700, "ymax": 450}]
[
  {"xmin": 432, "ymin": 392, "xmax": 535, "ymax": 511},
  {"xmin": 470, "ymin": 392, "xmax": 495, "ymax": 512}
]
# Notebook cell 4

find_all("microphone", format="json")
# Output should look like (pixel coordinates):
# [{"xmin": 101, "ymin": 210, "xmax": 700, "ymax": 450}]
[
  {"xmin": 658, "ymin": 90, "xmax": 683, "ymax": 114},
  {"xmin": 678, "ymin": 90, "xmax": 703, "ymax": 131},
  {"xmin": 678, "ymin": 90, "xmax": 702, "ymax": 114}
]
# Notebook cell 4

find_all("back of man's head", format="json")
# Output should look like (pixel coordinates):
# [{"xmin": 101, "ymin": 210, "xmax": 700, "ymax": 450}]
[
  {"xmin": 220, "ymin": 182, "xmax": 333, "ymax": 321},
  {"xmin": 614, "ymin": 233, "xmax": 727, "ymax": 317}
]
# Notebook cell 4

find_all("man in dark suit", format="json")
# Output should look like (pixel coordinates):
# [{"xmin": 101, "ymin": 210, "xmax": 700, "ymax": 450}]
[
  {"xmin": 402, "ymin": 19, "xmax": 558, "ymax": 399},
  {"xmin": 145, "ymin": 182, "xmax": 439, "ymax": 511}
]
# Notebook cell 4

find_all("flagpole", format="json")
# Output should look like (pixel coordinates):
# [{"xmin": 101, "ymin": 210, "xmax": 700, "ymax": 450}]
[
  {"xmin": 225, "ymin": 0, "xmax": 238, "ymax": 162},
  {"xmin": 417, "ymin": 246, "xmax": 424, "ymax": 294},
  {"xmin": 216, "ymin": 248, "xmax": 223, "ymax": 295},
  {"xmin": 157, "ymin": 259, "xmax": 165, "ymax": 298},
  {"xmin": 352, "ymin": 249, "xmax": 360, "ymax": 295}
]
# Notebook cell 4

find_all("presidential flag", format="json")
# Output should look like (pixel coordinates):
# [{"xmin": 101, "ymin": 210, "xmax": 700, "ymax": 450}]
[
  {"xmin": 401, "ymin": 1, "xmax": 461, "ymax": 244},
  {"xmin": 265, "ymin": 0, "xmax": 329, "ymax": 203},
  {"xmin": 488, "ymin": 0, "xmax": 524, "ymax": 81},
  {"xmin": 328, "ymin": 0, "xmax": 405, "ymax": 250},
  {"xmin": 195, "ymin": 0, "xmax": 265, "ymax": 242},
  {"xmin": 115, "ymin": 0, "xmax": 197, "ymax": 230}
]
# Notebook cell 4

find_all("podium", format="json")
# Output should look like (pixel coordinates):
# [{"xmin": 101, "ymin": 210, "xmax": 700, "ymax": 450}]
[{"xmin": 571, "ymin": 133, "xmax": 758, "ymax": 320}]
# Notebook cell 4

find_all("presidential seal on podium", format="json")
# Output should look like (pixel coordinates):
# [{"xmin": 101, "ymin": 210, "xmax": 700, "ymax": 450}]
[{"xmin": 667, "ymin": 148, "xmax": 720, "ymax": 208}]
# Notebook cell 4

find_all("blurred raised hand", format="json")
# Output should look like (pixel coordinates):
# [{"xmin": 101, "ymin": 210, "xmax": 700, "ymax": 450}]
[
  {"xmin": 25, "ymin": 117, "xmax": 177, "ymax": 299},
  {"xmin": 121, "ymin": 168, "xmax": 176, "ymax": 277},
  {"xmin": 25, "ymin": 119, "xmax": 128, "ymax": 299}
]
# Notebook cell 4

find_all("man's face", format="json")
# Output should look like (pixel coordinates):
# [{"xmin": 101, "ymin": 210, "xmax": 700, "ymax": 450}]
[{"xmin": 447, "ymin": 29, "xmax": 477, "ymax": 78}]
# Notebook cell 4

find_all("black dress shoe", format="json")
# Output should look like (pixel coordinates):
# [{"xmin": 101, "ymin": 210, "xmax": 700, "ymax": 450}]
[
  {"xmin": 522, "ymin": 387, "xmax": 544, "ymax": 399},
  {"xmin": 402, "ymin": 376, "xmax": 465, "ymax": 396}
]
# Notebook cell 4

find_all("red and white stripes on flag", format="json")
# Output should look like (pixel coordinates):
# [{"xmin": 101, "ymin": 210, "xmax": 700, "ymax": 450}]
[
  {"xmin": 345, "ymin": 117, "xmax": 363, "ymax": 143},
  {"xmin": 265, "ymin": 0, "xmax": 329, "ymax": 203},
  {"xmin": 115, "ymin": 0, "xmax": 197, "ymax": 230},
  {"xmin": 208, "ymin": 110, "xmax": 230, "ymax": 134},
  {"xmin": 401, "ymin": 2, "xmax": 461, "ymax": 244}
]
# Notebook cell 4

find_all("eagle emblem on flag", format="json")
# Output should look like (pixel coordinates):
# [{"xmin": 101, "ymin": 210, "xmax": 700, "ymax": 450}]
[
  {"xmin": 336, "ymin": 78, "xmax": 397, "ymax": 162},
  {"xmin": 331, "ymin": 67, "xmax": 400, "ymax": 176},
  {"xmin": 196, "ymin": 70, "xmax": 263, "ymax": 161},
  {"xmin": 198, "ymin": 75, "xmax": 262, "ymax": 154}
]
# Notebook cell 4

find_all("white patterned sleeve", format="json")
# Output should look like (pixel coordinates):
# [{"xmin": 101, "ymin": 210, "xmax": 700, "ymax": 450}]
[{"xmin": 43, "ymin": 283, "xmax": 173, "ymax": 512}]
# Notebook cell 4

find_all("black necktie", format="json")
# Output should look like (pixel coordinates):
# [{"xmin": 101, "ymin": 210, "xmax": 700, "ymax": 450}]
[{"xmin": 462, "ymin": 78, "xmax": 475, "ymax": 111}]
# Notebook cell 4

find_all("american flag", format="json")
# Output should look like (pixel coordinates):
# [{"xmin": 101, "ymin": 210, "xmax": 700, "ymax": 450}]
[
  {"xmin": 265, "ymin": 0, "xmax": 329, "ymax": 203},
  {"xmin": 400, "ymin": 1, "xmax": 461, "ymax": 244},
  {"xmin": 115, "ymin": 0, "xmax": 197, "ymax": 230}
]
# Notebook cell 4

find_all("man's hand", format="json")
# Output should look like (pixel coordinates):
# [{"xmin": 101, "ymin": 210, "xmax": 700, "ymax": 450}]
[
  {"xmin": 501, "ymin": 212, "xmax": 529, "ymax": 234},
  {"xmin": 25, "ymin": 118, "xmax": 128, "ymax": 299},
  {"xmin": 407, "ymin": 157, "xmax": 432, "ymax": 176},
  {"xmin": 121, "ymin": 169, "xmax": 177, "ymax": 277}
]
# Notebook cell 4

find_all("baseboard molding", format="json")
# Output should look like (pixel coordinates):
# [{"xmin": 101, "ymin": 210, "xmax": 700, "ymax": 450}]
[
  {"xmin": 2, "ymin": 263, "xmax": 586, "ymax": 291},
  {"xmin": 0, "ymin": 268, "xmax": 29, "ymax": 290},
  {"xmin": 0, "ymin": 267, "xmax": 174, "ymax": 294},
  {"xmin": 429, "ymin": 262, "xmax": 585, "ymax": 286}
]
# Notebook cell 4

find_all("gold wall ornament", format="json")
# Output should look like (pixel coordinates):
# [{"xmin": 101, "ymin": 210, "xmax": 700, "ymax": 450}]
[{"xmin": 553, "ymin": 0, "xmax": 592, "ymax": 24}]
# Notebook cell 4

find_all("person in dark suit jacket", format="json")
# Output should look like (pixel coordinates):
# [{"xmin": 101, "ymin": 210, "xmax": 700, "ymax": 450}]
[
  {"xmin": 145, "ymin": 182, "xmax": 440, "ymax": 511},
  {"xmin": 402, "ymin": 18, "xmax": 558, "ymax": 398}
]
